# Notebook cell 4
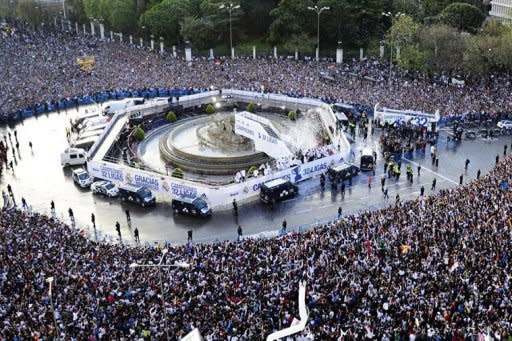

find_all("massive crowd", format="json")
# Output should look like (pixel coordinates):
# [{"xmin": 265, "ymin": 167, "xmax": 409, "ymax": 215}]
[
  {"xmin": 2, "ymin": 20, "xmax": 512, "ymax": 340},
  {"xmin": 0, "ymin": 156, "xmax": 511, "ymax": 339},
  {"xmin": 1, "ymin": 20, "xmax": 512, "ymax": 122}
]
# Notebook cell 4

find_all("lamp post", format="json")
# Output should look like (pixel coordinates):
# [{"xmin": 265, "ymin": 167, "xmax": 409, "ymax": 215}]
[
  {"xmin": 130, "ymin": 249, "xmax": 190, "ymax": 341},
  {"xmin": 382, "ymin": 11, "xmax": 403, "ymax": 84},
  {"xmin": 46, "ymin": 277, "xmax": 59, "ymax": 340},
  {"xmin": 307, "ymin": 5, "xmax": 330, "ymax": 63},
  {"xmin": 219, "ymin": 3, "xmax": 240, "ymax": 59}
]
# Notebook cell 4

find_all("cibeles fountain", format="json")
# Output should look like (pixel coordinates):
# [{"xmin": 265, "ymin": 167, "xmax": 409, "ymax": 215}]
[{"xmin": 139, "ymin": 108, "xmax": 325, "ymax": 178}]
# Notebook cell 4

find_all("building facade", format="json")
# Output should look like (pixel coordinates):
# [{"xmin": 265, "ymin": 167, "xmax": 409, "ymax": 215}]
[{"xmin": 490, "ymin": 0, "xmax": 512, "ymax": 23}]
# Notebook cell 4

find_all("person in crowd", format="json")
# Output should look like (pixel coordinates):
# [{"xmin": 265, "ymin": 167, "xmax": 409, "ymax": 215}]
[
  {"xmin": 0, "ymin": 157, "xmax": 510, "ymax": 339},
  {"xmin": 115, "ymin": 221, "xmax": 121, "ymax": 240},
  {"xmin": 237, "ymin": 225, "xmax": 243, "ymax": 241},
  {"xmin": 134, "ymin": 227, "xmax": 140, "ymax": 243}
]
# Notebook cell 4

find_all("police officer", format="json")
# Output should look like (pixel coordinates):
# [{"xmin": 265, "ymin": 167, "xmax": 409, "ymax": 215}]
[
  {"xmin": 282, "ymin": 219, "xmax": 287, "ymax": 234},
  {"xmin": 187, "ymin": 230, "xmax": 193, "ymax": 242},
  {"xmin": 237, "ymin": 225, "xmax": 243, "ymax": 241},
  {"xmin": 115, "ymin": 221, "xmax": 121, "ymax": 240},
  {"xmin": 420, "ymin": 186, "xmax": 425, "ymax": 197},
  {"xmin": 134, "ymin": 227, "xmax": 140, "ymax": 243},
  {"xmin": 465, "ymin": 159, "xmax": 470, "ymax": 171},
  {"xmin": 477, "ymin": 169, "xmax": 481, "ymax": 180},
  {"xmin": 232, "ymin": 198, "xmax": 238, "ymax": 216}
]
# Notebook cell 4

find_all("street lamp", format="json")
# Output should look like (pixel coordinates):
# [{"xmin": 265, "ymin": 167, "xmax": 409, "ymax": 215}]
[
  {"xmin": 382, "ymin": 11, "xmax": 403, "ymax": 84},
  {"xmin": 46, "ymin": 277, "xmax": 59, "ymax": 340},
  {"xmin": 307, "ymin": 5, "xmax": 330, "ymax": 63},
  {"xmin": 219, "ymin": 3, "xmax": 240, "ymax": 59},
  {"xmin": 130, "ymin": 249, "xmax": 190, "ymax": 341}
]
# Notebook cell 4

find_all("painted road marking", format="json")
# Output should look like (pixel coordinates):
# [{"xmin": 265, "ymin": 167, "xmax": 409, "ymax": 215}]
[{"xmin": 402, "ymin": 157, "xmax": 458, "ymax": 185}]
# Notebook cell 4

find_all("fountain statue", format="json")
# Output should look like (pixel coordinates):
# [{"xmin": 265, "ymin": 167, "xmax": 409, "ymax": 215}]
[{"xmin": 201, "ymin": 113, "xmax": 249, "ymax": 149}]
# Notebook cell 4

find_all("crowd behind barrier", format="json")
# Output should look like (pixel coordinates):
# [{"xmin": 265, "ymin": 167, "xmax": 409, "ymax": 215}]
[
  {"xmin": 0, "ymin": 156, "xmax": 511, "ymax": 339},
  {"xmin": 2, "ymin": 20, "xmax": 512, "ymax": 127}
]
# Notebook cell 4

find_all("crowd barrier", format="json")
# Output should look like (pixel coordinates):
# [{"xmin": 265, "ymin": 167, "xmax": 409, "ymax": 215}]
[
  {"xmin": 0, "ymin": 87, "xmax": 209, "ymax": 124},
  {"xmin": 3, "ymin": 83, "xmax": 512, "ymax": 127}
]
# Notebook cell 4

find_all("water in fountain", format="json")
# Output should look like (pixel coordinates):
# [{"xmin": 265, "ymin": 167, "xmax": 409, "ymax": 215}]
[{"xmin": 279, "ymin": 109, "xmax": 322, "ymax": 152}]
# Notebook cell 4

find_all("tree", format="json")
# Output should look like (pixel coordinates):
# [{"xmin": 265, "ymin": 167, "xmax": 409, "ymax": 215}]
[
  {"xmin": 419, "ymin": 24, "xmax": 463, "ymax": 73},
  {"xmin": 246, "ymin": 103, "xmax": 257, "ymax": 113},
  {"xmin": 200, "ymin": 0, "xmax": 243, "ymax": 47},
  {"xmin": 16, "ymin": 0, "xmax": 42, "ymax": 28},
  {"xmin": 66, "ymin": 0, "xmax": 88, "ymax": 24},
  {"xmin": 282, "ymin": 33, "xmax": 315, "ymax": 55},
  {"xmin": 83, "ymin": 0, "xmax": 111, "ymax": 20},
  {"xmin": 166, "ymin": 111, "xmax": 177, "ymax": 122},
  {"xmin": 132, "ymin": 126, "xmax": 145, "ymax": 141},
  {"xmin": 180, "ymin": 16, "xmax": 215, "ymax": 50},
  {"xmin": 139, "ymin": 0, "xmax": 194, "ymax": 43},
  {"xmin": 439, "ymin": 2, "xmax": 485, "ymax": 33},
  {"xmin": 288, "ymin": 110, "xmax": 297, "ymax": 121},
  {"xmin": 108, "ymin": 0, "xmax": 137, "ymax": 33},
  {"xmin": 171, "ymin": 168, "xmax": 184, "ymax": 178},
  {"xmin": 388, "ymin": 15, "xmax": 421, "ymax": 49},
  {"xmin": 205, "ymin": 104, "xmax": 215, "ymax": 114},
  {"xmin": 268, "ymin": 0, "xmax": 314, "ymax": 45},
  {"xmin": 392, "ymin": 0, "xmax": 425, "ymax": 21}
]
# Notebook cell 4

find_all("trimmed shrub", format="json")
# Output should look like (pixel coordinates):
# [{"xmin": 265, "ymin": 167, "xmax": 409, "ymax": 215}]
[
  {"xmin": 288, "ymin": 110, "xmax": 297, "ymax": 121},
  {"xmin": 246, "ymin": 103, "xmax": 257, "ymax": 113},
  {"xmin": 247, "ymin": 165, "xmax": 258, "ymax": 177},
  {"xmin": 132, "ymin": 126, "xmax": 145, "ymax": 141},
  {"xmin": 166, "ymin": 111, "xmax": 177, "ymax": 122},
  {"xmin": 206, "ymin": 104, "xmax": 215, "ymax": 115},
  {"xmin": 171, "ymin": 168, "xmax": 184, "ymax": 179}
]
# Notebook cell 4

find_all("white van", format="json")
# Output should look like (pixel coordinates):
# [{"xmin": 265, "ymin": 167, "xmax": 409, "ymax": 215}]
[
  {"xmin": 102, "ymin": 98, "xmax": 145, "ymax": 116},
  {"xmin": 60, "ymin": 148, "xmax": 87, "ymax": 167}
]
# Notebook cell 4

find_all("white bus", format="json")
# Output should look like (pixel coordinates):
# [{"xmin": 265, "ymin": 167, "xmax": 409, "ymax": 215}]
[{"xmin": 374, "ymin": 103, "xmax": 440, "ymax": 132}]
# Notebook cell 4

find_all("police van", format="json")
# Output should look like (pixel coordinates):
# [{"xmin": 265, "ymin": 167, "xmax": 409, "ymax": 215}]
[
  {"xmin": 360, "ymin": 148, "xmax": 375, "ymax": 171},
  {"xmin": 171, "ymin": 197, "xmax": 212, "ymax": 217},
  {"xmin": 259, "ymin": 179, "xmax": 298, "ymax": 205},
  {"xmin": 327, "ymin": 163, "xmax": 360, "ymax": 182},
  {"xmin": 118, "ymin": 184, "xmax": 156, "ymax": 207}
]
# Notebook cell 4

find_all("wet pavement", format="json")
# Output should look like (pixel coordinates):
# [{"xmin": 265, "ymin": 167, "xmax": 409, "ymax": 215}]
[{"xmin": 1, "ymin": 107, "xmax": 510, "ymax": 245}]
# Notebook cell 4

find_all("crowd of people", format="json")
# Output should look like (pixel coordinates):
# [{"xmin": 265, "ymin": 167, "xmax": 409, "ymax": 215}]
[
  {"xmin": 2, "ymin": 19, "xmax": 512, "ymax": 340},
  {"xmin": 0, "ymin": 154, "xmax": 511, "ymax": 339},
  {"xmin": 2, "ymin": 20, "xmax": 512, "ymax": 123}
]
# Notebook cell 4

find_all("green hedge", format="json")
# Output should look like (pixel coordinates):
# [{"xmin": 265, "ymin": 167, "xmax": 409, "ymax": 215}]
[
  {"xmin": 206, "ymin": 104, "xmax": 216, "ymax": 115},
  {"xmin": 166, "ymin": 111, "xmax": 177, "ymax": 122},
  {"xmin": 288, "ymin": 110, "xmax": 297, "ymax": 121},
  {"xmin": 246, "ymin": 103, "xmax": 258, "ymax": 113},
  {"xmin": 171, "ymin": 168, "xmax": 184, "ymax": 179},
  {"xmin": 132, "ymin": 126, "xmax": 145, "ymax": 141},
  {"xmin": 247, "ymin": 165, "xmax": 258, "ymax": 177}
]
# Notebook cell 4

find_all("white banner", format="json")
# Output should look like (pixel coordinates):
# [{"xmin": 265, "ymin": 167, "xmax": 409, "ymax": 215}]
[
  {"xmin": 88, "ymin": 152, "xmax": 344, "ymax": 210},
  {"xmin": 235, "ymin": 113, "xmax": 292, "ymax": 159}
]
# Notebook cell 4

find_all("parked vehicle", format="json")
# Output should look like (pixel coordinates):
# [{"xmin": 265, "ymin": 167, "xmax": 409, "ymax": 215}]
[
  {"xmin": 171, "ymin": 197, "xmax": 212, "ymax": 217},
  {"xmin": 72, "ymin": 168, "xmax": 93, "ymax": 188},
  {"xmin": 91, "ymin": 180, "xmax": 119, "ymax": 197},
  {"xmin": 61, "ymin": 148, "xmax": 87, "ymax": 167},
  {"xmin": 118, "ymin": 184, "xmax": 155, "ymax": 207},
  {"xmin": 260, "ymin": 179, "xmax": 298, "ymax": 205},
  {"xmin": 497, "ymin": 120, "xmax": 512, "ymax": 129}
]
